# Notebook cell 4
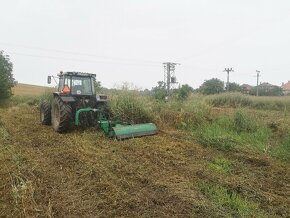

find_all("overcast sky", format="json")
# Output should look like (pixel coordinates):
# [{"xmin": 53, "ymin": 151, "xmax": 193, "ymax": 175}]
[{"xmin": 1, "ymin": 0, "xmax": 290, "ymax": 89}]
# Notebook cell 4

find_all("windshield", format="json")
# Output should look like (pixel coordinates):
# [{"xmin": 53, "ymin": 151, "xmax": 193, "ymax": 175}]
[{"xmin": 71, "ymin": 76, "xmax": 93, "ymax": 95}]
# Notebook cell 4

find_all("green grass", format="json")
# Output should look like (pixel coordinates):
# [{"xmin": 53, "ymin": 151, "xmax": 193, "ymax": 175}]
[
  {"xmin": 9, "ymin": 95, "xmax": 41, "ymax": 106},
  {"xmin": 193, "ymin": 110, "xmax": 273, "ymax": 153},
  {"xmin": 232, "ymin": 110, "xmax": 259, "ymax": 133},
  {"xmin": 199, "ymin": 183, "xmax": 260, "ymax": 217},
  {"xmin": 271, "ymin": 132, "xmax": 290, "ymax": 161},
  {"xmin": 240, "ymin": 128, "xmax": 271, "ymax": 152},
  {"xmin": 195, "ymin": 123, "xmax": 240, "ymax": 151},
  {"xmin": 1, "ymin": 90, "xmax": 54, "ymax": 108},
  {"xmin": 208, "ymin": 157, "xmax": 232, "ymax": 174}
]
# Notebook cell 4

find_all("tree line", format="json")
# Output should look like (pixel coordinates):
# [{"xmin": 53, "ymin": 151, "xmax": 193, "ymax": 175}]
[{"xmin": 151, "ymin": 78, "xmax": 284, "ymax": 101}]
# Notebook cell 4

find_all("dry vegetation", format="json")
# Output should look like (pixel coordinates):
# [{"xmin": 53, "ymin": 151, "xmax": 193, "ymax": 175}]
[
  {"xmin": 13, "ymin": 83, "xmax": 55, "ymax": 96},
  {"xmin": 0, "ymin": 87, "xmax": 290, "ymax": 217}
]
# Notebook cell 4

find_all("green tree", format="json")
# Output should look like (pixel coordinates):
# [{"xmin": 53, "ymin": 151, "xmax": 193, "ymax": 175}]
[
  {"xmin": 94, "ymin": 80, "xmax": 102, "ymax": 92},
  {"xmin": 152, "ymin": 81, "xmax": 166, "ymax": 100},
  {"xmin": 0, "ymin": 51, "xmax": 14, "ymax": 101},
  {"xmin": 199, "ymin": 78, "xmax": 224, "ymax": 95},
  {"xmin": 173, "ymin": 84, "xmax": 194, "ymax": 100},
  {"xmin": 227, "ymin": 82, "xmax": 241, "ymax": 92}
]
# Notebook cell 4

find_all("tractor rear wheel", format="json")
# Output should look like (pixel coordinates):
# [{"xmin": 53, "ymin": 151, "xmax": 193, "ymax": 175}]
[
  {"xmin": 51, "ymin": 97, "xmax": 72, "ymax": 132},
  {"xmin": 40, "ymin": 101, "xmax": 51, "ymax": 125}
]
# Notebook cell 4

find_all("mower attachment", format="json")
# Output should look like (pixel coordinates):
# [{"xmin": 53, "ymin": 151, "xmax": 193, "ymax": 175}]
[
  {"xmin": 75, "ymin": 108, "xmax": 158, "ymax": 139},
  {"xmin": 112, "ymin": 123, "xmax": 158, "ymax": 140}
]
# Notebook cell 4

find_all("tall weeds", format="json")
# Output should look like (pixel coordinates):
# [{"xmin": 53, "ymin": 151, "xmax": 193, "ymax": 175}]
[
  {"xmin": 108, "ymin": 91, "xmax": 153, "ymax": 124},
  {"xmin": 153, "ymin": 95, "xmax": 210, "ymax": 130},
  {"xmin": 206, "ymin": 93, "xmax": 290, "ymax": 111}
]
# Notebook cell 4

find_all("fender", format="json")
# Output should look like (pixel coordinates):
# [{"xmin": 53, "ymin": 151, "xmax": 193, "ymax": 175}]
[{"xmin": 53, "ymin": 92, "xmax": 76, "ymax": 102}]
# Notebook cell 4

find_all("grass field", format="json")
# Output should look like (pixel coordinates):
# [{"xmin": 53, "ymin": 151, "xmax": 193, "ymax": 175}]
[
  {"xmin": 0, "ymin": 88, "xmax": 290, "ymax": 217},
  {"xmin": 12, "ymin": 83, "xmax": 55, "ymax": 96}
]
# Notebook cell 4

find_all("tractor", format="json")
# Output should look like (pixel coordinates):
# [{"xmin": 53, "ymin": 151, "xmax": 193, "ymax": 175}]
[{"xmin": 40, "ymin": 71, "xmax": 157, "ymax": 139}]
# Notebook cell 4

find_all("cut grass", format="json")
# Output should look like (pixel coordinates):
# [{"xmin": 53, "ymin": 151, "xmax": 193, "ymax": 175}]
[
  {"xmin": 1, "ymin": 90, "xmax": 290, "ymax": 216},
  {"xmin": 0, "ymin": 126, "xmax": 9, "ymax": 143}
]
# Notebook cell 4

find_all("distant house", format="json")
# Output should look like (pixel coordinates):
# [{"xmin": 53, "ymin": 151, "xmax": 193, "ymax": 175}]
[
  {"xmin": 281, "ymin": 81, "xmax": 290, "ymax": 95},
  {"xmin": 256, "ymin": 82, "xmax": 283, "ymax": 96},
  {"xmin": 258, "ymin": 82, "xmax": 276, "ymax": 92},
  {"xmin": 241, "ymin": 84, "xmax": 252, "ymax": 94}
]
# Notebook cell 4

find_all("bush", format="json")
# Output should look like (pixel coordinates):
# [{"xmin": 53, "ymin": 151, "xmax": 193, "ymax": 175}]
[
  {"xmin": 199, "ymin": 78, "xmax": 224, "ymax": 95},
  {"xmin": 172, "ymin": 84, "xmax": 194, "ymax": 101}
]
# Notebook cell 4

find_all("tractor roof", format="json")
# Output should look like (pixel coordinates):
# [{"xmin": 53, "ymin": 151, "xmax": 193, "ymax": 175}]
[{"xmin": 58, "ymin": 71, "xmax": 96, "ymax": 78}]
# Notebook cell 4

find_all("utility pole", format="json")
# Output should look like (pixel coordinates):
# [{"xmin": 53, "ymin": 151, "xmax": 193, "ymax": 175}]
[
  {"xmin": 163, "ymin": 62, "xmax": 179, "ymax": 98},
  {"xmin": 255, "ymin": 70, "xmax": 260, "ymax": 96},
  {"xmin": 224, "ymin": 68, "xmax": 234, "ymax": 92}
]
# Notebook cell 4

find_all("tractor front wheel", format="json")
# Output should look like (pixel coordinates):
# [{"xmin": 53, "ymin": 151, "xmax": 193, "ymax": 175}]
[
  {"xmin": 51, "ymin": 97, "xmax": 72, "ymax": 132},
  {"xmin": 40, "ymin": 100, "xmax": 51, "ymax": 125}
]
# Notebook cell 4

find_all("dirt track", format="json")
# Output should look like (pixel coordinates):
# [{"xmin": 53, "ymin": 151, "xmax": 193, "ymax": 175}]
[{"xmin": 1, "ymin": 105, "xmax": 290, "ymax": 217}]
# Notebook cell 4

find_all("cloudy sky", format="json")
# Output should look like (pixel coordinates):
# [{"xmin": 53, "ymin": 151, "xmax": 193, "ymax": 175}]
[{"xmin": 1, "ymin": 0, "xmax": 290, "ymax": 89}]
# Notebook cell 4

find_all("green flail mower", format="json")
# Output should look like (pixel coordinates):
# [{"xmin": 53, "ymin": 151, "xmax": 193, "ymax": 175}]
[{"xmin": 40, "ymin": 71, "xmax": 158, "ymax": 140}]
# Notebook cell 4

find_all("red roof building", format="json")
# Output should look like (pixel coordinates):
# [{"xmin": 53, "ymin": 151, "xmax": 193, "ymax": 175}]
[
  {"xmin": 241, "ymin": 84, "xmax": 252, "ymax": 94},
  {"xmin": 281, "ymin": 81, "xmax": 290, "ymax": 95}
]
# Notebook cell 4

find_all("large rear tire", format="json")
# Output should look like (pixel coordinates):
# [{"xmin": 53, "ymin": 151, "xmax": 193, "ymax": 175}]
[
  {"xmin": 40, "ymin": 101, "xmax": 51, "ymax": 125},
  {"xmin": 51, "ymin": 97, "xmax": 72, "ymax": 133}
]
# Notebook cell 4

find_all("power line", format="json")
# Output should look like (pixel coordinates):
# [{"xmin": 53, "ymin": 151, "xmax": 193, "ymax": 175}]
[
  {"xmin": 0, "ymin": 41, "xmax": 160, "ymax": 64},
  {"xmin": 178, "ymin": 14, "xmax": 290, "ymax": 63},
  {"xmin": 7, "ymin": 51, "xmax": 161, "ymax": 67}
]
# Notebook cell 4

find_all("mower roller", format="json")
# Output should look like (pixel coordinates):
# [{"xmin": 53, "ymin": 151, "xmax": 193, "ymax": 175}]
[{"xmin": 40, "ymin": 71, "xmax": 158, "ymax": 139}]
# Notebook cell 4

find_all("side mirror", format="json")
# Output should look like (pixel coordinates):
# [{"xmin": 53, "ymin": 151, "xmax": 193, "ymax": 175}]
[{"xmin": 47, "ymin": 76, "xmax": 51, "ymax": 84}]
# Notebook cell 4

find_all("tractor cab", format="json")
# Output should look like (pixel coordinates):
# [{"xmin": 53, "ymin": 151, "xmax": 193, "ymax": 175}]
[{"xmin": 57, "ymin": 72, "xmax": 96, "ymax": 96}]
